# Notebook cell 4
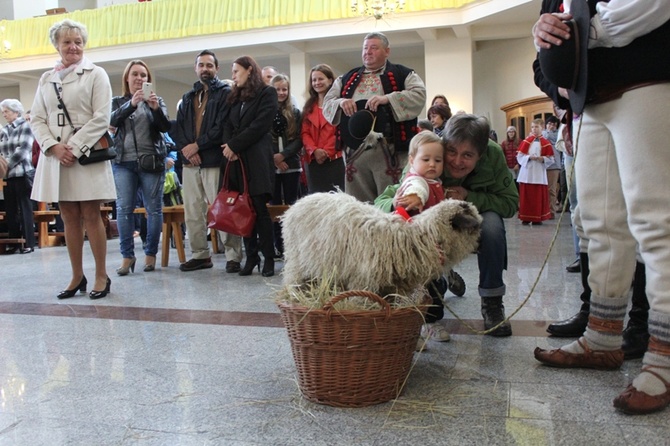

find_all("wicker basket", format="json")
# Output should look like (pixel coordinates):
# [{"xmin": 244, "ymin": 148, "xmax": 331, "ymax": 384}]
[{"xmin": 277, "ymin": 290, "xmax": 425, "ymax": 407}]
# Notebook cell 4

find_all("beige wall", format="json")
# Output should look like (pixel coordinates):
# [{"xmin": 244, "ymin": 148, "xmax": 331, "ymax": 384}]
[
  {"xmin": 473, "ymin": 36, "xmax": 543, "ymax": 138},
  {"xmin": 2, "ymin": 36, "xmax": 548, "ymax": 132}
]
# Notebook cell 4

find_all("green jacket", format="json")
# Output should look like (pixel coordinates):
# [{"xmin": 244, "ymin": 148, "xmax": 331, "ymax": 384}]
[{"xmin": 375, "ymin": 140, "xmax": 519, "ymax": 218}]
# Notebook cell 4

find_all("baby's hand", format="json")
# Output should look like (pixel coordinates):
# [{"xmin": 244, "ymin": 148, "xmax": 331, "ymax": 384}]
[{"xmin": 395, "ymin": 194, "xmax": 423, "ymax": 213}]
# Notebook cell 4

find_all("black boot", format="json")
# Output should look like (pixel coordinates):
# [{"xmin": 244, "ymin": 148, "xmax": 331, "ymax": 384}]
[
  {"xmin": 239, "ymin": 237, "xmax": 261, "ymax": 276},
  {"xmin": 622, "ymin": 261, "xmax": 650, "ymax": 360},
  {"xmin": 481, "ymin": 296, "xmax": 512, "ymax": 337},
  {"xmin": 566, "ymin": 257, "xmax": 581, "ymax": 273},
  {"xmin": 258, "ymin": 218, "xmax": 275, "ymax": 277},
  {"xmin": 547, "ymin": 252, "xmax": 590, "ymax": 337}
]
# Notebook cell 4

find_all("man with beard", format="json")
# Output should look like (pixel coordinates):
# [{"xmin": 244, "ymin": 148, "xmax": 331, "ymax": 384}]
[{"xmin": 174, "ymin": 50, "xmax": 242, "ymax": 272}]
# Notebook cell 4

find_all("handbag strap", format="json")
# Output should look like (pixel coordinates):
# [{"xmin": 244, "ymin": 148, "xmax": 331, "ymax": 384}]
[
  {"xmin": 129, "ymin": 114, "xmax": 140, "ymax": 158},
  {"xmin": 53, "ymin": 83, "xmax": 76, "ymax": 132},
  {"xmin": 222, "ymin": 157, "xmax": 249, "ymax": 194}
]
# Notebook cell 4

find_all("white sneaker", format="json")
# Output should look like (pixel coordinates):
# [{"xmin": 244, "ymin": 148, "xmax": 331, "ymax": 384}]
[{"xmin": 422, "ymin": 323, "xmax": 451, "ymax": 342}]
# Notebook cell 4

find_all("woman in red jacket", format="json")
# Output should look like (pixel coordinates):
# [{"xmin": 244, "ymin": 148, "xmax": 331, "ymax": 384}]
[{"xmin": 300, "ymin": 64, "xmax": 344, "ymax": 193}]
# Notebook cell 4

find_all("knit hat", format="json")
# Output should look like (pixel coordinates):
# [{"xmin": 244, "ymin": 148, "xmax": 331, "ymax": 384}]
[{"xmin": 506, "ymin": 126, "xmax": 516, "ymax": 133}]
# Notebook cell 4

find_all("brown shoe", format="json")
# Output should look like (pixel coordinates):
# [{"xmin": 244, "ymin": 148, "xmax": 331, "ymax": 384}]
[
  {"xmin": 534, "ymin": 338, "xmax": 623, "ymax": 370},
  {"xmin": 613, "ymin": 368, "xmax": 670, "ymax": 415},
  {"xmin": 225, "ymin": 260, "xmax": 241, "ymax": 273}
]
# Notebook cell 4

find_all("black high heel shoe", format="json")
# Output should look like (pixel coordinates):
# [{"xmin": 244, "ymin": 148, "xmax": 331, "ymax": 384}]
[
  {"xmin": 57, "ymin": 276, "xmax": 87, "ymax": 300},
  {"xmin": 239, "ymin": 256, "xmax": 261, "ymax": 276},
  {"xmin": 261, "ymin": 258, "xmax": 275, "ymax": 277},
  {"xmin": 90, "ymin": 277, "xmax": 111, "ymax": 300}
]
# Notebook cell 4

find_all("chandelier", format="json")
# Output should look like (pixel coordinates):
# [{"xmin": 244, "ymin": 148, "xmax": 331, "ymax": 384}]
[{"xmin": 351, "ymin": 0, "xmax": 406, "ymax": 20}]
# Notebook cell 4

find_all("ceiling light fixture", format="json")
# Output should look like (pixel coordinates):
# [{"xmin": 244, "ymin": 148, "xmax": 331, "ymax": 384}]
[{"xmin": 351, "ymin": 0, "xmax": 406, "ymax": 20}]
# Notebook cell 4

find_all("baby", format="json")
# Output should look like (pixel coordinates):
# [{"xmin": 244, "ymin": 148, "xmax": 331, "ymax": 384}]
[{"xmin": 394, "ymin": 131, "xmax": 445, "ymax": 215}]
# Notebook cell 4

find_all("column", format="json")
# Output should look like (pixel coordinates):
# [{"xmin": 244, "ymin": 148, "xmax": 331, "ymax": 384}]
[
  {"xmin": 289, "ymin": 51, "xmax": 308, "ymax": 109},
  {"xmin": 423, "ymin": 28, "xmax": 474, "ymax": 114}
]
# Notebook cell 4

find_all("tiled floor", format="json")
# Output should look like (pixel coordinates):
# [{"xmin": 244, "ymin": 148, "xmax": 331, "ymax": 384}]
[{"xmin": 1, "ymin": 213, "xmax": 668, "ymax": 445}]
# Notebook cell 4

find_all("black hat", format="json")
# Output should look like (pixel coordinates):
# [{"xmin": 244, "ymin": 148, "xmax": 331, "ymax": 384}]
[
  {"xmin": 538, "ymin": 0, "xmax": 589, "ymax": 114},
  {"xmin": 348, "ymin": 99, "xmax": 376, "ymax": 139}
]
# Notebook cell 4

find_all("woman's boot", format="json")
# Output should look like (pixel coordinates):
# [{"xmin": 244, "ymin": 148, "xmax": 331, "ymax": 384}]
[{"xmin": 239, "ymin": 237, "xmax": 261, "ymax": 276}]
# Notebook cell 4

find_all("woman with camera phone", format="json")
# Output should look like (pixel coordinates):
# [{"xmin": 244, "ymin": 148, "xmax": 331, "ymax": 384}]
[{"xmin": 110, "ymin": 59, "xmax": 171, "ymax": 275}]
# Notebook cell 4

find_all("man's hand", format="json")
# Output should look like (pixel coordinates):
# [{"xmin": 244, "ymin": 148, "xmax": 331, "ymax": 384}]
[
  {"xmin": 339, "ymin": 98, "xmax": 357, "ymax": 117},
  {"xmin": 181, "ymin": 142, "xmax": 199, "ymax": 160},
  {"xmin": 533, "ymin": 12, "xmax": 572, "ymax": 49},
  {"xmin": 365, "ymin": 95, "xmax": 389, "ymax": 112},
  {"xmin": 189, "ymin": 153, "xmax": 202, "ymax": 166}
]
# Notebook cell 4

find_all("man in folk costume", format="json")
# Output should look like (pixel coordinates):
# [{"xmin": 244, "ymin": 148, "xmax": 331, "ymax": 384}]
[
  {"xmin": 532, "ymin": 0, "xmax": 670, "ymax": 415},
  {"xmin": 535, "ymin": 3, "xmax": 651, "ymax": 363},
  {"xmin": 516, "ymin": 119, "xmax": 554, "ymax": 225},
  {"xmin": 323, "ymin": 32, "xmax": 426, "ymax": 203}
]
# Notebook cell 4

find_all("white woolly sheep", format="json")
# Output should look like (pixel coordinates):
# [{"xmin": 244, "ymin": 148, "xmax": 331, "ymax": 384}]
[{"xmin": 281, "ymin": 192, "xmax": 481, "ymax": 297}]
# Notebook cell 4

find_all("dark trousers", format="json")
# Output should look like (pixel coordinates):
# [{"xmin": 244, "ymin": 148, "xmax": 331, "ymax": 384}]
[
  {"xmin": 5, "ymin": 176, "xmax": 36, "ymax": 248},
  {"xmin": 271, "ymin": 172, "xmax": 300, "ymax": 253},
  {"xmin": 244, "ymin": 194, "xmax": 274, "ymax": 261}
]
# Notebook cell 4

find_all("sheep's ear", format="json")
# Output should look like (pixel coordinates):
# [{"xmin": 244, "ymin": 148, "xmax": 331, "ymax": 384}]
[{"xmin": 451, "ymin": 212, "xmax": 481, "ymax": 231}]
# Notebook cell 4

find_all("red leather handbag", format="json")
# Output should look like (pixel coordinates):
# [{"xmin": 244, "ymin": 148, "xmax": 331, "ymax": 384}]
[{"xmin": 208, "ymin": 158, "xmax": 256, "ymax": 237}]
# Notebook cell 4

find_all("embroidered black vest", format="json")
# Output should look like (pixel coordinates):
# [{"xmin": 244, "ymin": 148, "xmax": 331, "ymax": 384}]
[
  {"xmin": 586, "ymin": 0, "xmax": 670, "ymax": 102},
  {"xmin": 337, "ymin": 61, "xmax": 418, "ymax": 153}
]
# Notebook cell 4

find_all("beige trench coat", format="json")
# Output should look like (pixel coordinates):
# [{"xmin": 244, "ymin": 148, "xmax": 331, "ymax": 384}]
[{"xmin": 30, "ymin": 57, "xmax": 116, "ymax": 203}]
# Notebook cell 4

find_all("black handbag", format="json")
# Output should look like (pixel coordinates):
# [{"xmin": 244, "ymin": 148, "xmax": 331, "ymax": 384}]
[
  {"xmin": 138, "ymin": 154, "xmax": 164, "ymax": 173},
  {"xmin": 53, "ymin": 84, "xmax": 116, "ymax": 165}
]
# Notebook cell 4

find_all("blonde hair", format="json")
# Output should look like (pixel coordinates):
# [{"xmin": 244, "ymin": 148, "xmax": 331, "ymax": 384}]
[
  {"xmin": 532, "ymin": 118, "xmax": 544, "ymax": 127},
  {"xmin": 49, "ymin": 19, "xmax": 88, "ymax": 48},
  {"xmin": 271, "ymin": 73, "xmax": 299, "ymax": 139},
  {"xmin": 407, "ymin": 131, "xmax": 444, "ymax": 165}
]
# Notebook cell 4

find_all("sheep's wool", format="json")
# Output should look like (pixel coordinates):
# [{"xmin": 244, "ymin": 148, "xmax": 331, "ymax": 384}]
[{"xmin": 281, "ymin": 192, "xmax": 482, "ymax": 296}]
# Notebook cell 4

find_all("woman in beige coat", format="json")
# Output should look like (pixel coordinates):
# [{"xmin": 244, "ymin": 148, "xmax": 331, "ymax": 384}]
[{"xmin": 30, "ymin": 19, "xmax": 116, "ymax": 300}]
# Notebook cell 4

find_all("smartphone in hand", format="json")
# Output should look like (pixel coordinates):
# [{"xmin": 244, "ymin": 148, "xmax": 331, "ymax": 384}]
[{"xmin": 142, "ymin": 82, "xmax": 153, "ymax": 99}]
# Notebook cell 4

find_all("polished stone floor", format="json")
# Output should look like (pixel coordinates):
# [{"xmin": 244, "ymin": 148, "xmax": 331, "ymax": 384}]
[{"xmin": 0, "ymin": 213, "xmax": 668, "ymax": 446}]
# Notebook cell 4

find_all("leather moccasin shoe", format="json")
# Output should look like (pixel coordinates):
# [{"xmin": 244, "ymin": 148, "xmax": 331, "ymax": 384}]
[
  {"xmin": 613, "ymin": 368, "xmax": 670, "ymax": 415},
  {"xmin": 534, "ymin": 339, "xmax": 623, "ymax": 370}
]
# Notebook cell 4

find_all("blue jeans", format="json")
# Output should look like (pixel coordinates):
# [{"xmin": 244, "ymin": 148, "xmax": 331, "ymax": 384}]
[
  {"xmin": 477, "ymin": 211, "xmax": 508, "ymax": 298},
  {"xmin": 113, "ymin": 161, "xmax": 164, "ymax": 258}
]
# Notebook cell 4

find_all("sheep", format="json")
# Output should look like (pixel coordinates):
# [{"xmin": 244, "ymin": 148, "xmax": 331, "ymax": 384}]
[{"xmin": 281, "ymin": 192, "xmax": 481, "ymax": 297}]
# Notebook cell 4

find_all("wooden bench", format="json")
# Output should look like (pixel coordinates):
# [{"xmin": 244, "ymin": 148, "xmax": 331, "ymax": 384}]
[
  {"xmin": 134, "ymin": 205, "xmax": 186, "ymax": 267},
  {"xmin": 33, "ymin": 203, "xmax": 115, "ymax": 248},
  {"xmin": 268, "ymin": 204, "xmax": 290, "ymax": 223}
]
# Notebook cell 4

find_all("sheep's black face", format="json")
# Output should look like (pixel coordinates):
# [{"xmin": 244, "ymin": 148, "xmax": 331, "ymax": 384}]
[{"xmin": 450, "ymin": 202, "xmax": 481, "ymax": 232}]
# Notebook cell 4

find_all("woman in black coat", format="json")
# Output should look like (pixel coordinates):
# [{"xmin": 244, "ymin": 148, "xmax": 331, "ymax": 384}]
[{"xmin": 222, "ymin": 55, "xmax": 278, "ymax": 277}]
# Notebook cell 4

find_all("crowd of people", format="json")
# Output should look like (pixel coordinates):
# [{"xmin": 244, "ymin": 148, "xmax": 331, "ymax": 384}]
[{"xmin": 2, "ymin": 7, "xmax": 669, "ymax": 417}]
